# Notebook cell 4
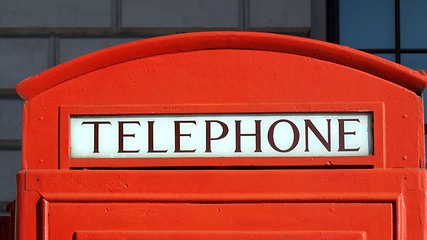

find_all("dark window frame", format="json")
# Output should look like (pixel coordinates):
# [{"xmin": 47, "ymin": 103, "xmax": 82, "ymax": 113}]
[
  {"xmin": 326, "ymin": 0, "xmax": 427, "ymax": 133},
  {"xmin": 326, "ymin": 0, "xmax": 427, "ymax": 63}
]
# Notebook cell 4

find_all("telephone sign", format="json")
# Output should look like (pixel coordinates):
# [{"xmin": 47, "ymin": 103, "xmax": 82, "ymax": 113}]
[{"xmin": 70, "ymin": 113, "xmax": 372, "ymax": 158}]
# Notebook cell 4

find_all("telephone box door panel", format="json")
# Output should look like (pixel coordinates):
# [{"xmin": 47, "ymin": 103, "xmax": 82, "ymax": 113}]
[{"xmin": 46, "ymin": 202, "xmax": 392, "ymax": 240}]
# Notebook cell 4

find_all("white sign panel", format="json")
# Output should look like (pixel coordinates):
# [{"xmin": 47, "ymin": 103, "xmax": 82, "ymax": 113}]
[{"xmin": 70, "ymin": 113, "xmax": 373, "ymax": 158}]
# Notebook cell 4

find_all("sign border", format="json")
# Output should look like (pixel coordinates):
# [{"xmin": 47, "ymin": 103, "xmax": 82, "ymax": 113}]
[{"xmin": 59, "ymin": 103, "xmax": 384, "ymax": 169}]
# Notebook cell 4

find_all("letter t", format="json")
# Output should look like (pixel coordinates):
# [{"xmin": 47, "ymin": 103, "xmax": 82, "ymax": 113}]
[{"xmin": 81, "ymin": 121, "xmax": 112, "ymax": 153}]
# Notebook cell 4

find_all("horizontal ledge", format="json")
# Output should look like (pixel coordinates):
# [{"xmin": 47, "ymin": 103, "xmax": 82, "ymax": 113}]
[
  {"xmin": 40, "ymin": 192, "xmax": 401, "ymax": 203},
  {"xmin": 0, "ymin": 140, "xmax": 22, "ymax": 150},
  {"xmin": 0, "ymin": 89, "xmax": 20, "ymax": 98}
]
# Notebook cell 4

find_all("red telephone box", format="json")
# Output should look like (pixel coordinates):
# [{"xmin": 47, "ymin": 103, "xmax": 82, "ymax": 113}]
[{"xmin": 15, "ymin": 32, "xmax": 427, "ymax": 239}]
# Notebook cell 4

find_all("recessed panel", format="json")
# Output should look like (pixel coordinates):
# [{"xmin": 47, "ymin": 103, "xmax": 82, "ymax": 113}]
[{"xmin": 48, "ymin": 202, "xmax": 392, "ymax": 240}]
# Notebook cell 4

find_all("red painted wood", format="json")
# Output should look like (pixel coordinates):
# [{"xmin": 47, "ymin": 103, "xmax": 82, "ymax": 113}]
[
  {"xmin": 17, "ymin": 169, "xmax": 425, "ymax": 240},
  {"xmin": 14, "ymin": 32, "xmax": 427, "ymax": 240},
  {"xmin": 17, "ymin": 33, "xmax": 426, "ymax": 169}
]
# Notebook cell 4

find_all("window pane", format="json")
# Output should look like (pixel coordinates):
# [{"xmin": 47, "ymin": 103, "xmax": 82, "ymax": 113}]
[
  {"xmin": 401, "ymin": 0, "xmax": 427, "ymax": 48},
  {"xmin": 339, "ymin": 0, "xmax": 395, "ymax": 49},
  {"xmin": 373, "ymin": 53, "xmax": 396, "ymax": 62},
  {"xmin": 401, "ymin": 54, "xmax": 427, "ymax": 70}
]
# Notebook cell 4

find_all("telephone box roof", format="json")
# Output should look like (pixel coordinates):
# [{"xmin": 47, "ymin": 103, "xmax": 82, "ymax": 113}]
[{"xmin": 16, "ymin": 31, "xmax": 427, "ymax": 99}]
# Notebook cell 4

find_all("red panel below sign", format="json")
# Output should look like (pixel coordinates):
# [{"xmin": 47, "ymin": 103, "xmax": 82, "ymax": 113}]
[{"xmin": 48, "ymin": 202, "xmax": 391, "ymax": 240}]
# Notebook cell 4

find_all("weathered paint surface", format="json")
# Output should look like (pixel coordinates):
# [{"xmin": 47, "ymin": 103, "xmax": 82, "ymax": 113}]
[
  {"xmin": 15, "ymin": 169, "xmax": 427, "ymax": 239},
  {"xmin": 16, "ymin": 32, "xmax": 427, "ymax": 169},
  {"xmin": 15, "ymin": 32, "xmax": 427, "ymax": 239}
]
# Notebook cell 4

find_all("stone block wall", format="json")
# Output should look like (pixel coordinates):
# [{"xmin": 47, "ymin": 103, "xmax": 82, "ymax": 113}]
[{"xmin": 0, "ymin": 0, "xmax": 323, "ymax": 206}]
